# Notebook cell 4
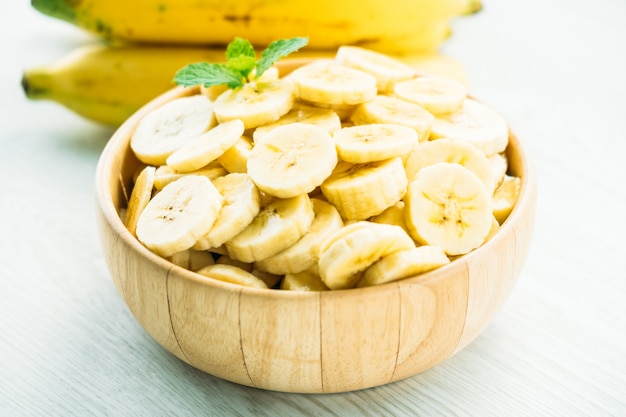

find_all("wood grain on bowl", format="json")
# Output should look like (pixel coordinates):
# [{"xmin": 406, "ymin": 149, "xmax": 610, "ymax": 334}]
[{"xmin": 95, "ymin": 60, "xmax": 537, "ymax": 393}]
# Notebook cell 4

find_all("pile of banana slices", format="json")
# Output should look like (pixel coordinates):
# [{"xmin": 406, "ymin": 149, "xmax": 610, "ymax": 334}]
[{"xmin": 123, "ymin": 46, "xmax": 521, "ymax": 291}]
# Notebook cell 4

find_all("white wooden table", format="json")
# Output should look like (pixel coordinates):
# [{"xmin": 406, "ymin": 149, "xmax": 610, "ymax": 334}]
[{"xmin": 2, "ymin": 1, "xmax": 625, "ymax": 415}]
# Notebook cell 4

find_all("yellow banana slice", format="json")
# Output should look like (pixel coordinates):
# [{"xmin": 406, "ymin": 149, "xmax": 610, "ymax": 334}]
[
  {"xmin": 152, "ymin": 162, "xmax": 226, "ymax": 191},
  {"xmin": 404, "ymin": 162, "xmax": 493, "ymax": 256},
  {"xmin": 484, "ymin": 215, "xmax": 501, "ymax": 243},
  {"xmin": 369, "ymin": 201, "xmax": 411, "ymax": 235},
  {"xmin": 318, "ymin": 221, "xmax": 372, "ymax": 253},
  {"xmin": 288, "ymin": 60, "xmax": 377, "ymax": 106},
  {"xmin": 168, "ymin": 249, "xmax": 215, "ymax": 271},
  {"xmin": 281, "ymin": 269, "xmax": 329, "ymax": 291},
  {"xmin": 130, "ymin": 94, "xmax": 216, "ymax": 165},
  {"xmin": 258, "ymin": 190, "xmax": 276, "ymax": 208},
  {"xmin": 492, "ymin": 175, "xmax": 521, "ymax": 224},
  {"xmin": 334, "ymin": 45, "xmax": 416, "ymax": 93},
  {"xmin": 332, "ymin": 123, "xmax": 419, "ymax": 163},
  {"xmin": 430, "ymin": 98, "xmax": 509, "ymax": 156},
  {"xmin": 225, "ymin": 194, "xmax": 315, "ymax": 263},
  {"xmin": 250, "ymin": 267, "xmax": 282, "ymax": 289},
  {"xmin": 350, "ymin": 95, "xmax": 435, "ymax": 142},
  {"xmin": 254, "ymin": 198, "xmax": 344, "ymax": 275},
  {"xmin": 318, "ymin": 221, "xmax": 415, "ymax": 290},
  {"xmin": 202, "ymin": 67, "xmax": 280, "ymax": 100},
  {"xmin": 136, "ymin": 175, "xmax": 223, "ymax": 257},
  {"xmin": 356, "ymin": 245, "xmax": 450, "ymax": 287},
  {"xmin": 404, "ymin": 137, "xmax": 495, "ymax": 193},
  {"xmin": 216, "ymin": 254, "xmax": 254, "ymax": 272},
  {"xmin": 321, "ymin": 157, "xmax": 408, "ymax": 220},
  {"xmin": 213, "ymin": 79, "xmax": 294, "ymax": 129},
  {"xmin": 489, "ymin": 152, "xmax": 508, "ymax": 190},
  {"xmin": 393, "ymin": 76, "xmax": 467, "ymax": 115},
  {"xmin": 193, "ymin": 173, "xmax": 261, "ymax": 250},
  {"xmin": 165, "ymin": 119, "xmax": 245, "ymax": 173},
  {"xmin": 200, "ymin": 84, "xmax": 228, "ymax": 101},
  {"xmin": 208, "ymin": 245, "xmax": 229, "ymax": 256},
  {"xmin": 252, "ymin": 105, "xmax": 341, "ymax": 144},
  {"xmin": 124, "ymin": 165, "xmax": 155, "ymax": 237},
  {"xmin": 217, "ymin": 135, "xmax": 253, "ymax": 174},
  {"xmin": 294, "ymin": 100, "xmax": 358, "ymax": 121},
  {"xmin": 247, "ymin": 123, "xmax": 338, "ymax": 198},
  {"xmin": 196, "ymin": 264, "xmax": 268, "ymax": 289}
]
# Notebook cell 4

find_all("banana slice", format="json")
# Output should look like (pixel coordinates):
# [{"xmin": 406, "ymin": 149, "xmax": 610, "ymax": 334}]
[
  {"xmin": 253, "ymin": 66, "xmax": 280, "ymax": 82},
  {"xmin": 208, "ymin": 245, "xmax": 229, "ymax": 256},
  {"xmin": 217, "ymin": 135, "xmax": 253, "ymax": 174},
  {"xmin": 254, "ymin": 198, "xmax": 344, "ymax": 275},
  {"xmin": 124, "ymin": 165, "xmax": 155, "ymax": 237},
  {"xmin": 281, "ymin": 269, "xmax": 329, "ymax": 291},
  {"xmin": 168, "ymin": 249, "xmax": 216, "ymax": 271},
  {"xmin": 393, "ymin": 76, "xmax": 467, "ymax": 115},
  {"xmin": 136, "ymin": 175, "xmax": 223, "ymax": 257},
  {"xmin": 131, "ymin": 94, "xmax": 216, "ymax": 165},
  {"xmin": 294, "ymin": 99, "xmax": 358, "ymax": 121},
  {"xmin": 489, "ymin": 152, "xmax": 508, "ymax": 190},
  {"xmin": 196, "ymin": 264, "xmax": 268, "ymax": 289},
  {"xmin": 288, "ymin": 60, "xmax": 377, "ymax": 106},
  {"xmin": 201, "ymin": 67, "xmax": 280, "ymax": 100},
  {"xmin": 484, "ymin": 215, "xmax": 502, "ymax": 243},
  {"xmin": 321, "ymin": 157, "xmax": 407, "ymax": 220},
  {"xmin": 200, "ymin": 84, "xmax": 228, "ymax": 101},
  {"xmin": 356, "ymin": 246, "xmax": 450, "ymax": 288},
  {"xmin": 492, "ymin": 175, "xmax": 521, "ymax": 224},
  {"xmin": 216, "ymin": 254, "xmax": 254, "ymax": 272},
  {"xmin": 252, "ymin": 105, "xmax": 341, "ymax": 144},
  {"xmin": 193, "ymin": 173, "xmax": 261, "ymax": 250},
  {"xmin": 404, "ymin": 137, "xmax": 495, "ymax": 193},
  {"xmin": 213, "ymin": 79, "xmax": 294, "ymax": 129},
  {"xmin": 249, "ymin": 267, "xmax": 282, "ymax": 289},
  {"xmin": 247, "ymin": 123, "xmax": 338, "ymax": 198},
  {"xmin": 318, "ymin": 220, "xmax": 372, "ymax": 252},
  {"xmin": 153, "ymin": 162, "xmax": 226, "ymax": 191},
  {"xmin": 404, "ymin": 162, "xmax": 493, "ymax": 256},
  {"xmin": 369, "ymin": 201, "xmax": 410, "ymax": 235},
  {"xmin": 165, "ymin": 119, "xmax": 245, "ymax": 173},
  {"xmin": 334, "ymin": 45, "xmax": 416, "ymax": 93},
  {"xmin": 258, "ymin": 190, "xmax": 276, "ymax": 208},
  {"xmin": 430, "ymin": 98, "xmax": 509, "ymax": 156},
  {"xmin": 332, "ymin": 123, "xmax": 419, "ymax": 163},
  {"xmin": 318, "ymin": 221, "xmax": 415, "ymax": 290},
  {"xmin": 225, "ymin": 194, "xmax": 315, "ymax": 263},
  {"xmin": 350, "ymin": 95, "xmax": 434, "ymax": 142}
]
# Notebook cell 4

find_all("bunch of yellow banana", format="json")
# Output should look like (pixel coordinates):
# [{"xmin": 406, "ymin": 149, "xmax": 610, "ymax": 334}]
[
  {"xmin": 22, "ymin": 43, "xmax": 471, "ymax": 126},
  {"xmin": 25, "ymin": 0, "xmax": 482, "ymax": 126},
  {"xmin": 31, "ymin": 0, "xmax": 481, "ymax": 54},
  {"xmin": 121, "ymin": 46, "xmax": 520, "ymax": 291}
]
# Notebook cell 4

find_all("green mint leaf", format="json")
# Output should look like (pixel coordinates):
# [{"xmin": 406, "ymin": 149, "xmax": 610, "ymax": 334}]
[
  {"xmin": 173, "ymin": 62, "xmax": 244, "ymax": 89},
  {"xmin": 226, "ymin": 55, "xmax": 257, "ymax": 79},
  {"xmin": 226, "ymin": 37, "xmax": 256, "ymax": 60},
  {"xmin": 173, "ymin": 37, "xmax": 309, "ymax": 90},
  {"xmin": 256, "ymin": 37, "xmax": 309, "ymax": 78}
]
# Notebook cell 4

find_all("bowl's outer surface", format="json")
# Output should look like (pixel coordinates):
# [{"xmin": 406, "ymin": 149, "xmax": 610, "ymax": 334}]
[{"xmin": 95, "ymin": 60, "xmax": 537, "ymax": 394}]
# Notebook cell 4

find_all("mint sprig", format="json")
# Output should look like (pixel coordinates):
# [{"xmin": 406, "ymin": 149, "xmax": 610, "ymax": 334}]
[{"xmin": 174, "ymin": 36, "xmax": 309, "ymax": 89}]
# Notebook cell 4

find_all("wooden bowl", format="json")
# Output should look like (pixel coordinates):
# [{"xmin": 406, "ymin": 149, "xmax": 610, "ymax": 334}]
[{"xmin": 95, "ymin": 60, "xmax": 537, "ymax": 394}]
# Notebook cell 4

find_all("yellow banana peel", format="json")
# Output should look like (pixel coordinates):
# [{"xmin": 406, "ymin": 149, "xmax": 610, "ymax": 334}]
[
  {"xmin": 31, "ymin": 0, "xmax": 481, "ymax": 54},
  {"xmin": 22, "ymin": 43, "xmax": 469, "ymax": 126}
]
